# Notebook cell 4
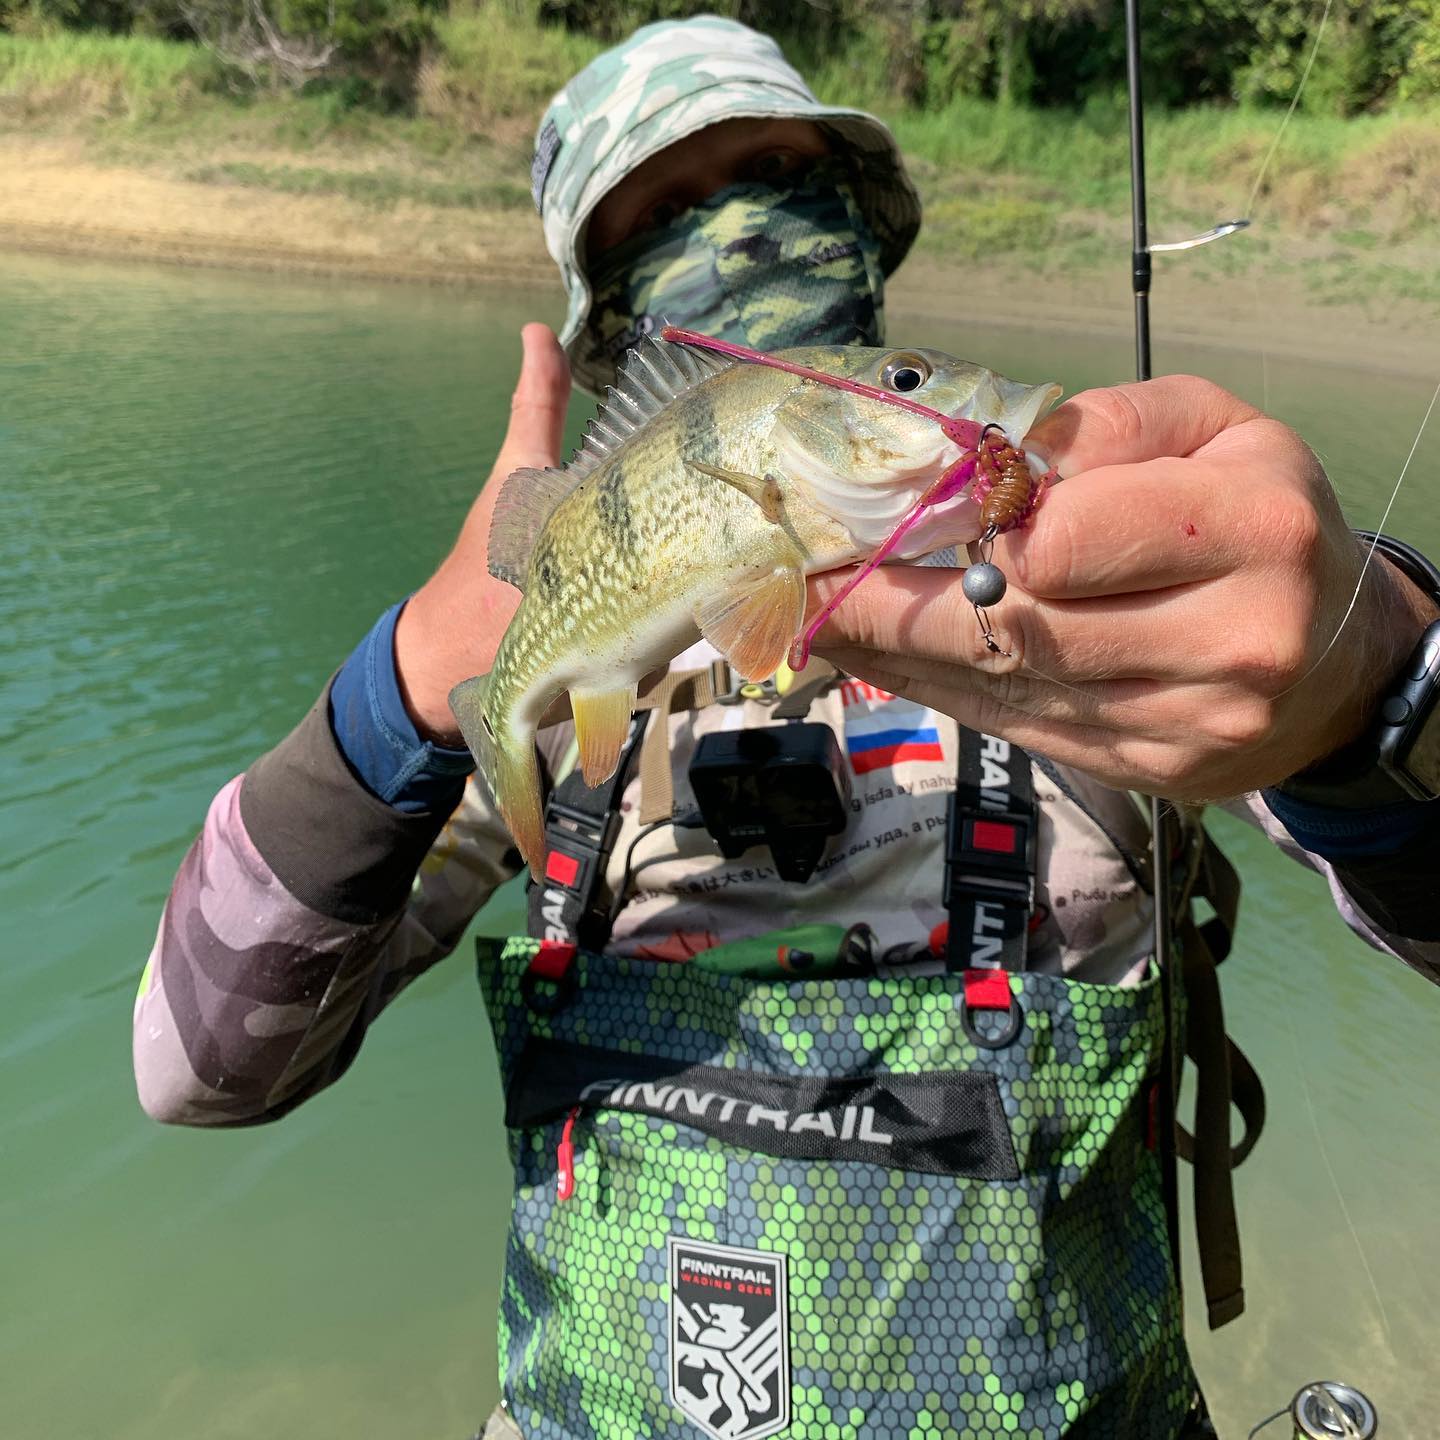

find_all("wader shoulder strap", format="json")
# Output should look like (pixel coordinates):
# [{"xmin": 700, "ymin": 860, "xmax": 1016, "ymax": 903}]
[
  {"xmin": 940, "ymin": 731, "xmax": 1039, "ymax": 1048},
  {"xmin": 527, "ymin": 714, "xmax": 649, "ymax": 950},
  {"xmin": 635, "ymin": 661, "xmax": 731, "ymax": 826},
  {"xmin": 1171, "ymin": 821, "xmax": 1265, "ymax": 1331},
  {"xmin": 1177, "ymin": 921, "xmax": 1245, "ymax": 1329},
  {"xmin": 1195, "ymin": 828, "xmax": 1241, "ymax": 962},
  {"xmin": 530, "ymin": 659, "xmax": 753, "ymax": 944},
  {"xmin": 944, "ymin": 730, "xmax": 1036, "ymax": 979}
]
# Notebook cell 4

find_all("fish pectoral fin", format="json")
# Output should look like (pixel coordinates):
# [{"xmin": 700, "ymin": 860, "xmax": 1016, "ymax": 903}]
[
  {"xmin": 685, "ymin": 458, "xmax": 785, "ymax": 526},
  {"xmin": 571, "ymin": 684, "xmax": 639, "ymax": 787},
  {"xmin": 695, "ymin": 565, "xmax": 805, "ymax": 683}
]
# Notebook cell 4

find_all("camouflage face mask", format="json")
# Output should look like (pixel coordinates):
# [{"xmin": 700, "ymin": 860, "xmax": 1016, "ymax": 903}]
[{"xmin": 586, "ymin": 161, "xmax": 886, "ymax": 372}]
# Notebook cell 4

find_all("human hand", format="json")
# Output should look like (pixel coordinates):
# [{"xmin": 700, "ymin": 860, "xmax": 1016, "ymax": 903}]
[
  {"xmin": 395, "ymin": 323, "xmax": 571, "ymax": 743},
  {"xmin": 808, "ymin": 375, "xmax": 1439, "ymax": 800}
]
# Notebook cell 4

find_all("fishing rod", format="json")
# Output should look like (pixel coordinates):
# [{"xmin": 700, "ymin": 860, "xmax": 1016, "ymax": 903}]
[
  {"xmin": 1123, "ymin": 0, "xmax": 1248, "ymax": 993},
  {"xmin": 1122, "ymin": 0, "xmax": 1175, "ymax": 1290},
  {"xmin": 1124, "ymin": 0, "xmax": 1250, "ymax": 380},
  {"xmin": 1122, "ymin": 0, "xmax": 1250, "ymax": 1318},
  {"xmin": 1124, "ymin": 7, "xmax": 1380, "ymax": 1436},
  {"xmin": 1122, "ymin": 0, "xmax": 1248, "ymax": 1054}
]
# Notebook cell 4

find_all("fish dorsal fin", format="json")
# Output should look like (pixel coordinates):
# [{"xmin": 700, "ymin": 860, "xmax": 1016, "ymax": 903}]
[
  {"xmin": 487, "ymin": 466, "xmax": 577, "ymax": 590},
  {"xmin": 487, "ymin": 334, "xmax": 734, "ymax": 590},
  {"xmin": 568, "ymin": 333, "xmax": 734, "ymax": 481}
]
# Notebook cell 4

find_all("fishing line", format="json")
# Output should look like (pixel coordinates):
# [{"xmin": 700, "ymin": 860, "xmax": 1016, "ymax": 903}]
[
  {"xmin": 1234, "ymin": 0, "xmax": 1440, "ymax": 686},
  {"xmin": 1282, "ymin": 1001, "xmax": 1395, "ymax": 1347},
  {"xmin": 1004, "ymin": 3, "xmax": 1439, "ymax": 733},
  {"xmin": 1265, "ymin": 375, "xmax": 1440, "ymax": 705},
  {"xmin": 1244, "ymin": 0, "xmax": 1335, "ymax": 217}
]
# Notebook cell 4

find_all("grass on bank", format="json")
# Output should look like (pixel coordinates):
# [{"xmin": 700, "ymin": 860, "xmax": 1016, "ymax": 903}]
[
  {"xmin": 0, "ymin": 30, "xmax": 216, "ymax": 122},
  {"xmin": 2, "ymin": 26, "xmax": 1439, "ymax": 302},
  {"xmin": 186, "ymin": 159, "xmax": 531, "ymax": 210}
]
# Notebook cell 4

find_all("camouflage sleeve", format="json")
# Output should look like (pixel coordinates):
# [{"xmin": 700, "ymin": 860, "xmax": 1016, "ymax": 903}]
[
  {"xmin": 1227, "ymin": 793, "xmax": 1440, "ymax": 985},
  {"xmin": 133, "ymin": 685, "xmax": 522, "ymax": 1127}
]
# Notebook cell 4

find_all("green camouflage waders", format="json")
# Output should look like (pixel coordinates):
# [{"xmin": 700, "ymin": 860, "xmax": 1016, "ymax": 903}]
[
  {"xmin": 480, "ymin": 937, "xmax": 1189, "ymax": 1439},
  {"xmin": 472, "ymin": 690, "xmax": 1255, "ymax": 1440},
  {"xmin": 482, "ymin": 20, "xmax": 1259, "ymax": 1437}
]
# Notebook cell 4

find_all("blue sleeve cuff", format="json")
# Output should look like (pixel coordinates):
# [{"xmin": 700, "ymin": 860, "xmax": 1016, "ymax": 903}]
[
  {"xmin": 329, "ymin": 600, "xmax": 474, "ymax": 815},
  {"xmin": 1261, "ymin": 785, "xmax": 1439, "ymax": 860}
]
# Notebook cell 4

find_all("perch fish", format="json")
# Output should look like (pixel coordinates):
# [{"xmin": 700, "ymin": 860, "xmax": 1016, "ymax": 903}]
[{"xmin": 451, "ymin": 331, "xmax": 1060, "ymax": 869}]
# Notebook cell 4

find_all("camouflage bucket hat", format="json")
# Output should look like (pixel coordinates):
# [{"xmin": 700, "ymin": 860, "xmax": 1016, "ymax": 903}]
[{"xmin": 531, "ymin": 15, "xmax": 923, "ymax": 395}]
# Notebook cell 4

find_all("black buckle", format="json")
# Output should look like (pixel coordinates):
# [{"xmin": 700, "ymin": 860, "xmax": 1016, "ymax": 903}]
[
  {"xmin": 944, "ymin": 803, "xmax": 1037, "ymax": 908},
  {"xmin": 539, "ymin": 799, "xmax": 615, "ymax": 897},
  {"xmin": 547, "ymin": 797, "xmax": 611, "ymax": 847}
]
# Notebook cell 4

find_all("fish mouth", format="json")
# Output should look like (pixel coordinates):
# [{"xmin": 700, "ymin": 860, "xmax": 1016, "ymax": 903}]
[
  {"xmin": 965, "ymin": 382, "xmax": 1063, "ymax": 455},
  {"xmin": 893, "ymin": 389, "xmax": 1059, "ymax": 561}
]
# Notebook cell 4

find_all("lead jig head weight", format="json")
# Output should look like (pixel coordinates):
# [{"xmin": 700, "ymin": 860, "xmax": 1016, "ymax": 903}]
[{"xmin": 963, "ymin": 561, "xmax": 1010, "ymax": 655}]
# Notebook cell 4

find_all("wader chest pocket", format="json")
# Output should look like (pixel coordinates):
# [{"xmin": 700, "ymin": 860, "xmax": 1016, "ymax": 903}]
[
  {"xmin": 508, "ymin": 1036, "xmax": 1020, "ymax": 1181},
  {"xmin": 480, "ymin": 939, "xmax": 1191, "ymax": 1439}
]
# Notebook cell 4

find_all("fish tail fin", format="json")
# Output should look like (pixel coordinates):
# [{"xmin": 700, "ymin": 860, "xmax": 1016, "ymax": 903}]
[{"xmin": 449, "ymin": 673, "xmax": 545, "ymax": 872}]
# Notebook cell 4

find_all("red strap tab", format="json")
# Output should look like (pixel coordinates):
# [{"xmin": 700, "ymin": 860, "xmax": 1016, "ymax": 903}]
[
  {"xmin": 964, "ymin": 967, "xmax": 1012, "ymax": 1011},
  {"xmin": 529, "ymin": 940, "xmax": 577, "ymax": 980},
  {"xmin": 543, "ymin": 850, "xmax": 581, "ymax": 887},
  {"xmin": 970, "ymin": 819, "xmax": 1018, "ymax": 854},
  {"xmin": 556, "ymin": 1105, "xmax": 580, "ymax": 1202}
]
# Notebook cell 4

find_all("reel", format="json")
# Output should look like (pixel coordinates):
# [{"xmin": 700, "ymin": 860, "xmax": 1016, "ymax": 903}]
[{"xmin": 1248, "ymin": 1381, "xmax": 1378, "ymax": 1439}]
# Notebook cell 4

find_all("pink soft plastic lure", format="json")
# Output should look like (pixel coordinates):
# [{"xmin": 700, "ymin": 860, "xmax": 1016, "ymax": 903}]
[{"xmin": 661, "ymin": 326, "xmax": 1051, "ymax": 668}]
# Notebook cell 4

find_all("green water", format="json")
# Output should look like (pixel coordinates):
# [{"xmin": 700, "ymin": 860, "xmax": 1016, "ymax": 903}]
[{"xmin": 3, "ymin": 250, "xmax": 1437, "ymax": 1439}]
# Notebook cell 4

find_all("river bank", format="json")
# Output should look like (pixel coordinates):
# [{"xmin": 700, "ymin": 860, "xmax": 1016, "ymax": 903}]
[
  {"xmin": 7, "ymin": 22, "xmax": 1440, "ymax": 374},
  {"xmin": 6, "ymin": 131, "xmax": 1440, "ymax": 379}
]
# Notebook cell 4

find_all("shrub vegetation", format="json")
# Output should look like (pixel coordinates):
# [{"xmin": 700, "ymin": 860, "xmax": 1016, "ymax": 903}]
[{"xmin": 2, "ymin": 0, "xmax": 1437, "ymax": 299}]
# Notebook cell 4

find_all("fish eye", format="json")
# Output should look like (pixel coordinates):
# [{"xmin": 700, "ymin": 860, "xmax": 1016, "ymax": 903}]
[{"xmin": 881, "ymin": 354, "xmax": 931, "ymax": 393}]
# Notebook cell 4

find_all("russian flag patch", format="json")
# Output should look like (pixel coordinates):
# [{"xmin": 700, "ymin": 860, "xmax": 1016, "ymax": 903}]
[{"xmin": 846, "ymin": 722, "xmax": 945, "ymax": 775}]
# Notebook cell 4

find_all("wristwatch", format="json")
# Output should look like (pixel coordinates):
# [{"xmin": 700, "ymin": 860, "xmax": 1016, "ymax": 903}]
[{"xmin": 1274, "ymin": 531, "xmax": 1440, "ymax": 807}]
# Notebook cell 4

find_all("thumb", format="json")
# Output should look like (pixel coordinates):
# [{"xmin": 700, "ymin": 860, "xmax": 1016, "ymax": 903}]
[
  {"xmin": 1025, "ymin": 374, "xmax": 1260, "ymax": 478},
  {"xmin": 496, "ymin": 322, "xmax": 571, "ymax": 473}
]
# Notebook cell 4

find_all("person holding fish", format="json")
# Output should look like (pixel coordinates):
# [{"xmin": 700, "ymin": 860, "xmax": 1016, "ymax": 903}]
[{"xmin": 134, "ymin": 16, "xmax": 1440, "ymax": 1440}]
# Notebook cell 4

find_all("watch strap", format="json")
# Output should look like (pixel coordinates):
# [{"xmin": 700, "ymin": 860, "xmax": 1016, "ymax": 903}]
[
  {"xmin": 1354, "ymin": 529, "xmax": 1440, "ymax": 601},
  {"xmin": 1271, "ymin": 532, "xmax": 1440, "ymax": 809}
]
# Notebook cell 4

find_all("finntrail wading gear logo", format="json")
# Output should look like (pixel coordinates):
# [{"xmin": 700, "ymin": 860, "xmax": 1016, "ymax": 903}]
[{"xmin": 668, "ymin": 1238, "xmax": 790, "ymax": 1440}]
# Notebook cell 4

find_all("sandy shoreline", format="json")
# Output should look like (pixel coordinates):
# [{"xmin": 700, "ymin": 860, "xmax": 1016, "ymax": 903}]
[{"xmin": 5, "ymin": 135, "xmax": 1440, "ymax": 378}]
